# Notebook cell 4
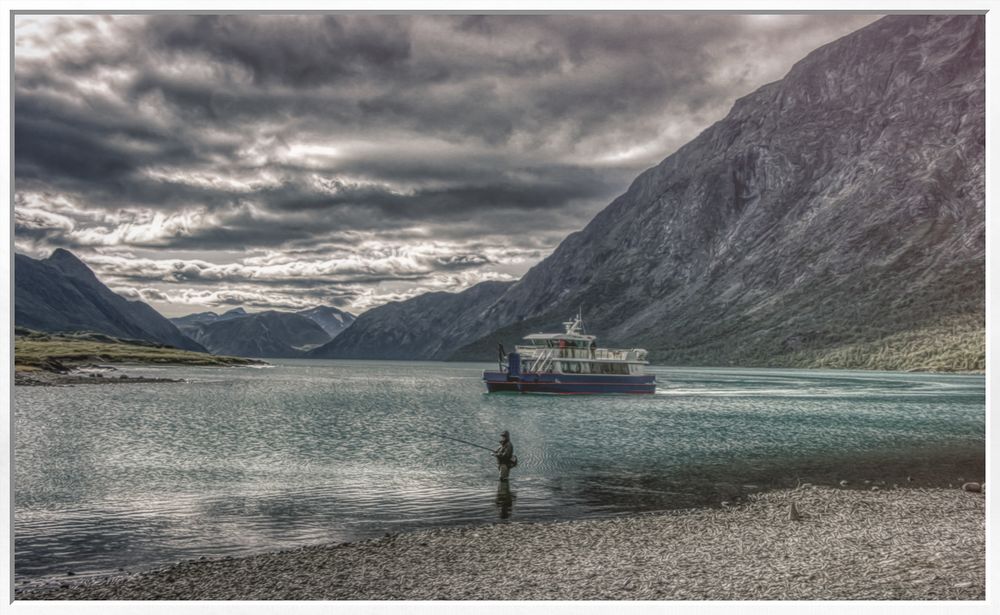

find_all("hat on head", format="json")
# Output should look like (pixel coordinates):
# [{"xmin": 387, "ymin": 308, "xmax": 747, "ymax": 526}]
[{"xmin": 500, "ymin": 430, "xmax": 509, "ymax": 438}]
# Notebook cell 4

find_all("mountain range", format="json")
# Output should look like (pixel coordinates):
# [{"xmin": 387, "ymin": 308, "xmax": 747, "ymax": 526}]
[
  {"xmin": 172, "ymin": 307, "xmax": 355, "ymax": 358},
  {"xmin": 316, "ymin": 15, "xmax": 986, "ymax": 371},
  {"xmin": 170, "ymin": 307, "xmax": 251, "ymax": 328}
]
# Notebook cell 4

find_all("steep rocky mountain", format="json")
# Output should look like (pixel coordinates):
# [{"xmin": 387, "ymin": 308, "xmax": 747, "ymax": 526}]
[
  {"xmin": 183, "ymin": 311, "xmax": 332, "ymax": 358},
  {"xmin": 449, "ymin": 15, "xmax": 985, "ymax": 371},
  {"xmin": 308, "ymin": 281, "xmax": 513, "ymax": 360},
  {"xmin": 295, "ymin": 306, "xmax": 356, "ymax": 338},
  {"xmin": 299, "ymin": 15, "xmax": 983, "ymax": 371},
  {"xmin": 14, "ymin": 249, "xmax": 207, "ymax": 353}
]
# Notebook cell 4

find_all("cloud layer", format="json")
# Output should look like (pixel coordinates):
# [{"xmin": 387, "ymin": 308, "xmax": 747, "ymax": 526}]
[{"xmin": 13, "ymin": 13, "xmax": 879, "ymax": 316}]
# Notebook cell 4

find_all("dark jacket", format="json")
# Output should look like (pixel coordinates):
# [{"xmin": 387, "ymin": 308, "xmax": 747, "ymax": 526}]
[{"xmin": 495, "ymin": 441, "xmax": 513, "ymax": 465}]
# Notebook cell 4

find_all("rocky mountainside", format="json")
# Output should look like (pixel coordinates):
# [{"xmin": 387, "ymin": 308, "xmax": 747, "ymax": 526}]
[
  {"xmin": 450, "ymin": 15, "xmax": 984, "ymax": 371},
  {"xmin": 295, "ymin": 306, "xmax": 356, "ymax": 338},
  {"xmin": 14, "ymin": 249, "xmax": 207, "ymax": 353},
  {"xmin": 309, "ymin": 281, "xmax": 513, "ymax": 360},
  {"xmin": 177, "ymin": 311, "xmax": 332, "ymax": 358}
]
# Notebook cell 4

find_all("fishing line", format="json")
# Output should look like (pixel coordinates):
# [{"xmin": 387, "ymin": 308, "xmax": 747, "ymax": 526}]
[{"xmin": 413, "ymin": 430, "xmax": 496, "ymax": 452}]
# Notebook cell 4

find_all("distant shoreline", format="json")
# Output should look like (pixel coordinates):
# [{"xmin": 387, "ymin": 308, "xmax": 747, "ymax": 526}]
[
  {"xmin": 13, "ymin": 329, "xmax": 267, "ymax": 385},
  {"xmin": 13, "ymin": 328, "xmax": 984, "ymax": 378},
  {"xmin": 14, "ymin": 367, "xmax": 184, "ymax": 387},
  {"xmin": 16, "ymin": 486, "xmax": 985, "ymax": 600}
]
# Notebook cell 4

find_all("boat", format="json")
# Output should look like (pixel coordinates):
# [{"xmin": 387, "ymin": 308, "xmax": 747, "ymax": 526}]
[{"xmin": 482, "ymin": 314, "xmax": 656, "ymax": 394}]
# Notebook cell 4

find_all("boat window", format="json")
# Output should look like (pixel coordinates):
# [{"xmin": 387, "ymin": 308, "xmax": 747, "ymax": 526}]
[{"xmin": 595, "ymin": 362, "xmax": 628, "ymax": 375}]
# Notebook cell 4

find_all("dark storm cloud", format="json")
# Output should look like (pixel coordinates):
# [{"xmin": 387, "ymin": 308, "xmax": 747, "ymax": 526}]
[
  {"xmin": 14, "ymin": 13, "xmax": 881, "ymax": 314},
  {"xmin": 14, "ymin": 94, "xmax": 203, "ymax": 183},
  {"xmin": 148, "ymin": 15, "xmax": 415, "ymax": 88}
]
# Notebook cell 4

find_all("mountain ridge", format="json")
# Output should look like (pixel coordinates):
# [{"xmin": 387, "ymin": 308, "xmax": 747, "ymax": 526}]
[
  {"xmin": 171, "ymin": 305, "xmax": 356, "ymax": 358},
  {"xmin": 309, "ymin": 280, "xmax": 513, "ymax": 360},
  {"xmin": 178, "ymin": 310, "xmax": 333, "ymax": 358},
  {"xmin": 14, "ymin": 250, "xmax": 207, "ymax": 353},
  {"xmin": 294, "ymin": 306, "xmax": 356, "ymax": 338}
]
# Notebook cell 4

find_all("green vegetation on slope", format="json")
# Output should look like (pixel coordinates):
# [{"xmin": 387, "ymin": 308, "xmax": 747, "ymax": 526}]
[
  {"xmin": 14, "ymin": 329, "xmax": 264, "ymax": 372},
  {"xmin": 781, "ymin": 314, "xmax": 984, "ymax": 372},
  {"xmin": 641, "ymin": 313, "xmax": 984, "ymax": 373}
]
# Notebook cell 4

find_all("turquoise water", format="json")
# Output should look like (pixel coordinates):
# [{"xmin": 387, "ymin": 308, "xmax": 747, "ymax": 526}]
[{"xmin": 14, "ymin": 360, "xmax": 985, "ymax": 582}]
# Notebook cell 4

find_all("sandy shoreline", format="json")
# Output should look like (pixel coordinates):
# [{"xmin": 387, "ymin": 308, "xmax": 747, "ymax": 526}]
[{"xmin": 16, "ymin": 485, "xmax": 985, "ymax": 601}]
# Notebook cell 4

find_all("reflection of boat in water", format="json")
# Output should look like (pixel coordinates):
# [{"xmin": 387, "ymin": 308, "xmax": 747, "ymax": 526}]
[{"xmin": 483, "ymin": 314, "xmax": 656, "ymax": 394}]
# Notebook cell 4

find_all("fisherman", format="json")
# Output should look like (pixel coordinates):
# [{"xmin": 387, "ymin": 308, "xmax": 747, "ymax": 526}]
[{"xmin": 492, "ymin": 430, "xmax": 514, "ymax": 481}]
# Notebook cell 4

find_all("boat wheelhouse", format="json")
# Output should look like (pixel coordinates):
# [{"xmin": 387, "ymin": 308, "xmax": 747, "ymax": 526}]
[{"xmin": 482, "ymin": 314, "xmax": 656, "ymax": 394}]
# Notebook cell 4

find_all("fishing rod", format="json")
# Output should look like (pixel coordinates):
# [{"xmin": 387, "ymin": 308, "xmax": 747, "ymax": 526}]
[{"xmin": 415, "ymin": 430, "xmax": 495, "ymax": 452}]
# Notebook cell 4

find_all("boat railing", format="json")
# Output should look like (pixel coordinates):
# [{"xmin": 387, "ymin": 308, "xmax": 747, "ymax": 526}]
[
  {"xmin": 523, "ymin": 347, "xmax": 552, "ymax": 373},
  {"xmin": 515, "ymin": 345, "xmax": 647, "ymax": 364}
]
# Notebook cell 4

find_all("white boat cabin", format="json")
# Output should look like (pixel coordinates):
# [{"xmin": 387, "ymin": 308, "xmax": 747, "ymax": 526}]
[{"xmin": 513, "ymin": 315, "xmax": 649, "ymax": 375}]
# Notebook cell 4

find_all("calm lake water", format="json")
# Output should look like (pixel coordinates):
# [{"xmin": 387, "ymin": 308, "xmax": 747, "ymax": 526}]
[{"xmin": 14, "ymin": 360, "xmax": 985, "ymax": 583}]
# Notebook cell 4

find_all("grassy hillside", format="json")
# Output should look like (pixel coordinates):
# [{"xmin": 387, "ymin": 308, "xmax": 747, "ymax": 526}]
[{"xmin": 14, "ymin": 329, "xmax": 263, "ymax": 372}]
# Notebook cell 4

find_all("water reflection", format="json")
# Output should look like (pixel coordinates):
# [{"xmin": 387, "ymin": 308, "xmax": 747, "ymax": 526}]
[{"xmin": 495, "ymin": 481, "xmax": 515, "ymax": 519}]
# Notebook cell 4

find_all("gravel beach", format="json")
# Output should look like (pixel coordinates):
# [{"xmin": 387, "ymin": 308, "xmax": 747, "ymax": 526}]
[
  {"xmin": 14, "ymin": 369, "xmax": 183, "ymax": 386},
  {"xmin": 17, "ymin": 486, "xmax": 985, "ymax": 601}
]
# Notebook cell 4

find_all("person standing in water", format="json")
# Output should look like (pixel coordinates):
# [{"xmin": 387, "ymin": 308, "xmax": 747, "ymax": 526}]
[
  {"xmin": 496, "ymin": 480, "xmax": 515, "ymax": 518},
  {"xmin": 493, "ymin": 430, "xmax": 514, "ymax": 481}
]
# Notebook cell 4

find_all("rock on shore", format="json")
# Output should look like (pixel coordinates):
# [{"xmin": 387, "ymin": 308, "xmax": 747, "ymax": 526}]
[{"xmin": 17, "ymin": 487, "xmax": 984, "ymax": 601}]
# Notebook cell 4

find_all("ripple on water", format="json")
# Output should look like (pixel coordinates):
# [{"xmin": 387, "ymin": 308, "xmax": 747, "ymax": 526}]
[{"xmin": 14, "ymin": 361, "xmax": 984, "ymax": 582}]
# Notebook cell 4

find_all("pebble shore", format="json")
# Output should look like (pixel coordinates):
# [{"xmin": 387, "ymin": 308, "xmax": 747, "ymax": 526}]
[
  {"xmin": 17, "ymin": 486, "xmax": 985, "ymax": 601},
  {"xmin": 14, "ymin": 370, "xmax": 182, "ymax": 386}
]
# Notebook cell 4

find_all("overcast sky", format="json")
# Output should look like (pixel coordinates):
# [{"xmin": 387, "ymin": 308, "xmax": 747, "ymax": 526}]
[{"xmin": 14, "ymin": 13, "xmax": 880, "ymax": 317}]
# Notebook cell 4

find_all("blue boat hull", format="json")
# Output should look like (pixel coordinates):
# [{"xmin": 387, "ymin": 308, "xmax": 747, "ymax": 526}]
[{"xmin": 483, "ymin": 370, "xmax": 656, "ymax": 394}]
